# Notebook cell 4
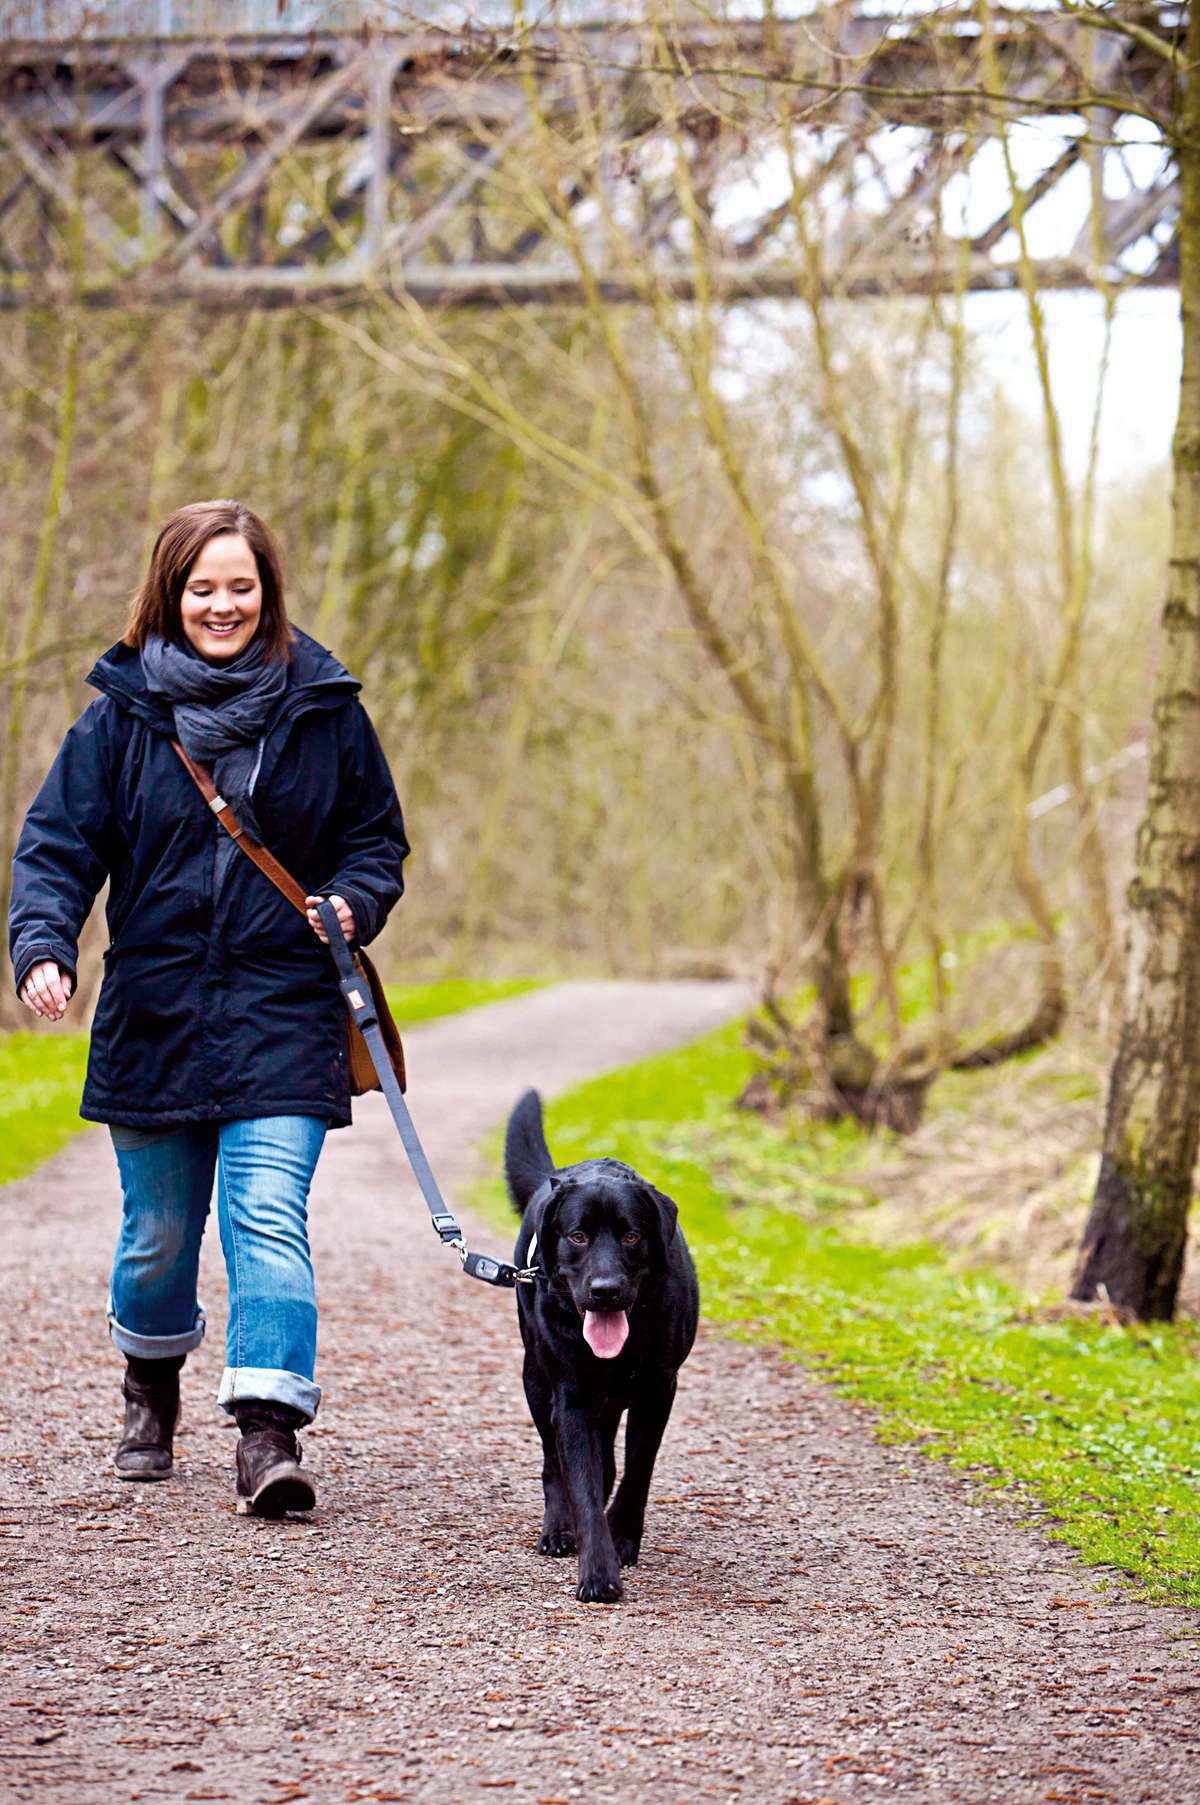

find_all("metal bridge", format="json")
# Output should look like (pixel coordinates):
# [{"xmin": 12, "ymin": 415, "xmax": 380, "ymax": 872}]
[{"xmin": 0, "ymin": 2, "xmax": 1182, "ymax": 308}]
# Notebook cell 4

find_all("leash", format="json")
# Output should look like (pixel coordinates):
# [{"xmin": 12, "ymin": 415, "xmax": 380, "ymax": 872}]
[{"xmin": 316, "ymin": 901, "xmax": 540, "ymax": 1291}]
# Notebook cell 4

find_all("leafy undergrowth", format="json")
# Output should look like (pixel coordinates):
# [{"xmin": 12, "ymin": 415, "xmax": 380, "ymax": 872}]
[
  {"xmin": 472, "ymin": 1018, "xmax": 1200, "ymax": 1610},
  {"xmin": 0, "ymin": 977, "xmax": 546, "ymax": 1190}
]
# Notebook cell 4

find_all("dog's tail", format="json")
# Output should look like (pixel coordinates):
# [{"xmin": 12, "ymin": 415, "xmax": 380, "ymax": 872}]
[{"xmin": 505, "ymin": 1088, "xmax": 555, "ymax": 1214}]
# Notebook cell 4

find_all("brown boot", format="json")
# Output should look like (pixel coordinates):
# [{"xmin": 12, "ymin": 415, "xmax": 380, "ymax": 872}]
[
  {"xmin": 233, "ymin": 1401, "xmax": 316, "ymax": 1517},
  {"xmin": 114, "ymin": 1354, "xmax": 184, "ymax": 1482}
]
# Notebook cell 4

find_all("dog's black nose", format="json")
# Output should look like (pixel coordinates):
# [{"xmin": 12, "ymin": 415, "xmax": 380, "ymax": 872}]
[{"xmin": 587, "ymin": 1278, "xmax": 624, "ymax": 1309}]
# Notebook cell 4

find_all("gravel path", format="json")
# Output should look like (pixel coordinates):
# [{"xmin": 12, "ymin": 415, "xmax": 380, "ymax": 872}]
[{"xmin": 1, "ymin": 979, "xmax": 1198, "ymax": 1805}]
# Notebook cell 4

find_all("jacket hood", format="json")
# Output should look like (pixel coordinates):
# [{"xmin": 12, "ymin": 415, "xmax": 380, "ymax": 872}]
[{"xmin": 87, "ymin": 627, "xmax": 360, "ymax": 732}]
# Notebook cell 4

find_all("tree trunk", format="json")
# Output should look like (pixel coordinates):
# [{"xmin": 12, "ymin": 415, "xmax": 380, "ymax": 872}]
[{"xmin": 1071, "ymin": 23, "xmax": 1200, "ymax": 1320}]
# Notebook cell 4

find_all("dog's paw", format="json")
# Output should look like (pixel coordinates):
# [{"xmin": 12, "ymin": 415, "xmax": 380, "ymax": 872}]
[
  {"xmin": 606, "ymin": 1509, "xmax": 642, "ymax": 1567},
  {"xmin": 537, "ymin": 1526, "xmax": 576, "ymax": 1558},
  {"xmin": 576, "ymin": 1565, "xmax": 624, "ymax": 1605}
]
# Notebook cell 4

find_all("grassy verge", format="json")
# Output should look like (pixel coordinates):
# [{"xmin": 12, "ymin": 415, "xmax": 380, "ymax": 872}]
[
  {"xmin": 472, "ymin": 1017, "xmax": 1200, "ymax": 1610},
  {"xmin": 382, "ymin": 976, "xmax": 545, "ymax": 1027},
  {"xmin": 0, "ymin": 1030, "xmax": 92, "ymax": 1188},
  {"xmin": 0, "ymin": 977, "xmax": 547, "ymax": 1190}
]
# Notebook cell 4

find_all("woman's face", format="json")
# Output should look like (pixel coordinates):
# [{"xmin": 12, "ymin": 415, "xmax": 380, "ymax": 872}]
[{"xmin": 179, "ymin": 533, "xmax": 263, "ymax": 662}]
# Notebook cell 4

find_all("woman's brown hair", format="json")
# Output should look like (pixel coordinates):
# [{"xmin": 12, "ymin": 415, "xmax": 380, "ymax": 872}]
[{"xmin": 123, "ymin": 499, "xmax": 292, "ymax": 659}]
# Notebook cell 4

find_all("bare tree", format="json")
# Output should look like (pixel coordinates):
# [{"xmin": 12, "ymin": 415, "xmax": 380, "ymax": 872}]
[{"xmin": 1072, "ymin": 2, "xmax": 1200, "ymax": 1320}]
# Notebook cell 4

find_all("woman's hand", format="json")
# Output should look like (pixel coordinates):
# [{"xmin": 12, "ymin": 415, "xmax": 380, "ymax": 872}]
[
  {"xmin": 305, "ymin": 894, "xmax": 356, "ymax": 945},
  {"xmin": 19, "ymin": 959, "xmax": 74, "ymax": 1021}
]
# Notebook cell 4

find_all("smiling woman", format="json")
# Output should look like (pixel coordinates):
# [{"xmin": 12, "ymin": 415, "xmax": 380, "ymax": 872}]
[
  {"xmin": 7, "ymin": 497, "xmax": 410, "ymax": 1519},
  {"xmin": 180, "ymin": 532, "xmax": 263, "ymax": 662}
]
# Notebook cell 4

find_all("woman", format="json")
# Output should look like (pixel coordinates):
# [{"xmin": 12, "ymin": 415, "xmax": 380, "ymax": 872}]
[{"xmin": 8, "ymin": 499, "xmax": 409, "ymax": 1517}]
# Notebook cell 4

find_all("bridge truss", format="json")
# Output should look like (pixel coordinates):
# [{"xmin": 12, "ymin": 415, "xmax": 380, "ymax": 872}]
[{"xmin": 0, "ymin": 4, "xmax": 1184, "ymax": 309}]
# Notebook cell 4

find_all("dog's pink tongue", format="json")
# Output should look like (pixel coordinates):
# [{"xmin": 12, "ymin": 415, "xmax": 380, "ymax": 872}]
[{"xmin": 583, "ymin": 1309, "xmax": 629, "ymax": 1359}]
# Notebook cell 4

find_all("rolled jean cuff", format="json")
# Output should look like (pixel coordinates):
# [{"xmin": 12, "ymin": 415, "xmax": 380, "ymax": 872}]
[
  {"xmin": 107, "ymin": 1300, "xmax": 206, "ymax": 1359},
  {"xmin": 217, "ymin": 1366, "xmax": 321, "ymax": 1424}
]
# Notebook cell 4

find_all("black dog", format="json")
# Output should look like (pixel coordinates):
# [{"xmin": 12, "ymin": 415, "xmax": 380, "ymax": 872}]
[{"xmin": 505, "ymin": 1088, "xmax": 698, "ymax": 1604}]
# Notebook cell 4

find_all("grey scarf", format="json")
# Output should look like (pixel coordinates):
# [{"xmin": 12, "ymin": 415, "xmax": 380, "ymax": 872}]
[{"xmin": 141, "ymin": 631, "xmax": 289, "ymax": 898}]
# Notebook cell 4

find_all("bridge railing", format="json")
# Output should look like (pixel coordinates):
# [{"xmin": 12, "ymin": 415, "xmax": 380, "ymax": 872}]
[
  {"xmin": 0, "ymin": 0, "xmax": 520, "ymax": 38},
  {"xmin": 0, "ymin": 0, "xmax": 652, "ymax": 38}
]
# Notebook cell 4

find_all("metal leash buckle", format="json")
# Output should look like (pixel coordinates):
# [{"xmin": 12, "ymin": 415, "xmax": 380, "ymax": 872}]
[
  {"xmin": 461, "ymin": 1246, "xmax": 513, "ymax": 1287},
  {"xmin": 457, "ymin": 1244, "xmax": 543, "ymax": 1289}
]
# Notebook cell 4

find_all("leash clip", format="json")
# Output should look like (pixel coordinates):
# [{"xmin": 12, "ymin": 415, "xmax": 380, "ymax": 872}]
[
  {"xmin": 458, "ymin": 1244, "xmax": 543, "ymax": 1289},
  {"xmin": 461, "ymin": 1247, "xmax": 511, "ymax": 1286}
]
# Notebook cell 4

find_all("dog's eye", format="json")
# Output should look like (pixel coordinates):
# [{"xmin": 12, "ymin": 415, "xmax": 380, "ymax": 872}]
[
  {"xmin": 566, "ymin": 1230, "xmax": 589, "ymax": 1247},
  {"xmin": 621, "ymin": 1231, "xmax": 642, "ymax": 1246}
]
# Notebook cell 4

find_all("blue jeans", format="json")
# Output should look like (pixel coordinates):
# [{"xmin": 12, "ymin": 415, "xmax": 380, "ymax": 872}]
[{"xmin": 106, "ymin": 1115, "xmax": 328, "ymax": 1423}]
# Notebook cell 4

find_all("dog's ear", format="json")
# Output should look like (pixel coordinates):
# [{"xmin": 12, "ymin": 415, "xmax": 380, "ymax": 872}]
[
  {"xmin": 639, "ymin": 1182, "xmax": 678, "ymax": 1264},
  {"xmin": 531, "ymin": 1176, "xmax": 565, "ymax": 1271}
]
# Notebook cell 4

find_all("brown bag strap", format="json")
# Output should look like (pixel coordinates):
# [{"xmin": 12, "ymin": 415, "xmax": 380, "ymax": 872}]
[
  {"xmin": 171, "ymin": 737, "xmax": 407, "ymax": 1099},
  {"xmin": 171, "ymin": 739, "xmax": 310, "ymax": 920}
]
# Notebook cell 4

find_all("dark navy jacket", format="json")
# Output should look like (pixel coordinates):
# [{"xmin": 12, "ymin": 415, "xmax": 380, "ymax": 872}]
[{"xmin": 8, "ymin": 630, "xmax": 409, "ymax": 1130}]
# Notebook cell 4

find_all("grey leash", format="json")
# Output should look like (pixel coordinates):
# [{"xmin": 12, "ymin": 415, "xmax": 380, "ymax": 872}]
[{"xmin": 316, "ymin": 901, "xmax": 539, "ymax": 1290}]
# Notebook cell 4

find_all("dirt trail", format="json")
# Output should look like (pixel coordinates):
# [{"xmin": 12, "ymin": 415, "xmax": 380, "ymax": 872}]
[{"xmin": 1, "ymin": 979, "xmax": 1198, "ymax": 1805}]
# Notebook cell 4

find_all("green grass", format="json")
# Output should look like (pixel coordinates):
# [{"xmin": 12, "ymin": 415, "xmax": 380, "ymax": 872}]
[
  {"xmin": 0, "ymin": 1029, "xmax": 91, "ymax": 1188},
  {"xmin": 472, "ymin": 1017, "xmax": 1200, "ymax": 1610},
  {"xmin": 0, "ymin": 977, "xmax": 547, "ymax": 1190},
  {"xmin": 382, "ymin": 976, "xmax": 545, "ymax": 1027}
]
